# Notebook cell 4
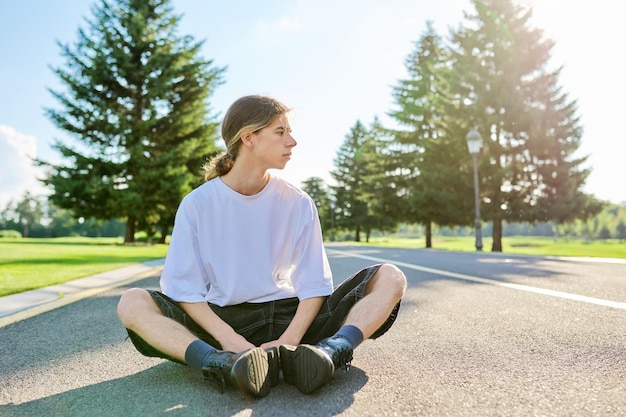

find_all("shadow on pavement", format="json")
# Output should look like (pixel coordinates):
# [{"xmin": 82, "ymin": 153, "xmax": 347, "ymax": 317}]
[{"xmin": 0, "ymin": 361, "xmax": 368, "ymax": 417}]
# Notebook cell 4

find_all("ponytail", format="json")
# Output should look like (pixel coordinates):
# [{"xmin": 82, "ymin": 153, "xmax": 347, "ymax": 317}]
[{"xmin": 203, "ymin": 152, "xmax": 235, "ymax": 181}]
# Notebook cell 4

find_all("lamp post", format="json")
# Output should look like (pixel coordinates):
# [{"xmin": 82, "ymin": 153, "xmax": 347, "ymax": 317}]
[
  {"xmin": 329, "ymin": 200, "xmax": 335, "ymax": 242},
  {"xmin": 465, "ymin": 128, "xmax": 483, "ymax": 251}
]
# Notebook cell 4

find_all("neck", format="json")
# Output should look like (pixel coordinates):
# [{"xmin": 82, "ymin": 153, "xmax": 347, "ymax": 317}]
[{"xmin": 221, "ymin": 169, "xmax": 270, "ymax": 196}]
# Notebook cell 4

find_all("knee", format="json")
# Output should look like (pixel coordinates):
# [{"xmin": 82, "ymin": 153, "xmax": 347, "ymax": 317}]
[
  {"xmin": 117, "ymin": 288, "xmax": 155, "ymax": 327},
  {"xmin": 376, "ymin": 263, "xmax": 407, "ymax": 299}
]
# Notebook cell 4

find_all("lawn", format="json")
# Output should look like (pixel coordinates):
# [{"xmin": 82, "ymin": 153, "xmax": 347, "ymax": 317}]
[
  {"xmin": 358, "ymin": 236, "xmax": 626, "ymax": 259},
  {"xmin": 0, "ymin": 237, "xmax": 169, "ymax": 297}
]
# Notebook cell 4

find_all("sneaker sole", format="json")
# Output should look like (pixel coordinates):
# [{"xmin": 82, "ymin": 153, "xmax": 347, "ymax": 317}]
[
  {"xmin": 230, "ymin": 348, "xmax": 271, "ymax": 398},
  {"xmin": 279, "ymin": 344, "xmax": 334, "ymax": 394}
]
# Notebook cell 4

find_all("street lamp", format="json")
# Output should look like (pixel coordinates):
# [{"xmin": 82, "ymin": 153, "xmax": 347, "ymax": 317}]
[
  {"xmin": 465, "ymin": 128, "xmax": 483, "ymax": 251},
  {"xmin": 329, "ymin": 200, "xmax": 335, "ymax": 242}
]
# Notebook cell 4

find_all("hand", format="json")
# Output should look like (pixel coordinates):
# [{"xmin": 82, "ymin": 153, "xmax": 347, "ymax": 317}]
[
  {"xmin": 260, "ymin": 335, "xmax": 301, "ymax": 350},
  {"xmin": 179, "ymin": 302, "xmax": 256, "ymax": 353},
  {"xmin": 219, "ymin": 333, "xmax": 257, "ymax": 353},
  {"xmin": 260, "ymin": 340, "xmax": 282, "ymax": 350}
]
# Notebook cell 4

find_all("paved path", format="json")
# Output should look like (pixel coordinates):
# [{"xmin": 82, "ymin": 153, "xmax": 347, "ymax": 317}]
[{"xmin": 1, "ymin": 245, "xmax": 624, "ymax": 416}]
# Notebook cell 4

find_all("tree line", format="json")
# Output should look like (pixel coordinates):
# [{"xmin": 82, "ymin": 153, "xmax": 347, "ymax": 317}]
[
  {"xmin": 0, "ymin": 192, "xmax": 125, "ymax": 239},
  {"xmin": 3, "ymin": 0, "xmax": 613, "ymax": 251},
  {"xmin": 1, "ymin": 191, "xmax": 624, "ymax": 243}
]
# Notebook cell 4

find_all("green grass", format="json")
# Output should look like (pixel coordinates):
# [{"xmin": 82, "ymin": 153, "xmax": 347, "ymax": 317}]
[
  {"xmin": 357, "ymin": 236, "xmax": 626, "ymax": 259},
  {"xmin": 0, "ymin": 237, "xmax": 168, "ymax": 297}
]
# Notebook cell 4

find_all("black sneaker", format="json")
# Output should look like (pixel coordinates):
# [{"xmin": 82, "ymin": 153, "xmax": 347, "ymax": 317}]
[
  {"xmin": 265, "ymin": 346, "xmax": 280, "ymax": 387},
  {"xmin": 279, "ymin": 336, "xmax": 354, "ymax": 394},
  {"xmin": 315, "ymin": 336, "xmax": 354, "ymax": 371},
  {"xmin": 202, "ymin": 347, "xmax": 271, "ymax": 398}
]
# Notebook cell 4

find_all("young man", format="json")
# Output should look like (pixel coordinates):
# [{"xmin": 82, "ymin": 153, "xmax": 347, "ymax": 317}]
[{"xmin": 117, "ymin": 95, "xmax": 406, "ymax": 397}]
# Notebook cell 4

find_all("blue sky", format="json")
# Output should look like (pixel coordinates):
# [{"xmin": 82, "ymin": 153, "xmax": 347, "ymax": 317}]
[{"xmin": 1, "ymin": 0, "xmax": 625, "ymax": 209}]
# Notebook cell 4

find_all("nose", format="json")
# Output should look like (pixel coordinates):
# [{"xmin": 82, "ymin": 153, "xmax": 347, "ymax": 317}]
[{"xmin": 287, "ymin": 133, "xmax": 297, "ymax": 147}]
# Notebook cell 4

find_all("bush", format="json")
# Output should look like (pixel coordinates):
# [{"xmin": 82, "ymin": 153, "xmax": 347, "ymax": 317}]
[{"xmin": 0, "ymin": 230, "xmax": 22, "ymax": 238}]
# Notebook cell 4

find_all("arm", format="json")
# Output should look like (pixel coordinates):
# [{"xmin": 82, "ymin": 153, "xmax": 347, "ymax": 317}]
[
  {"xmin": 180, "ymin": 301, "xmax": 256, "ymax": 353},
  {"xmin": 162, "ymin": 195, "xmax": 255, "ymax": 352},
  {"xmin": 260, "ymin": 296, "xmax": 326, "ymax": 350}
]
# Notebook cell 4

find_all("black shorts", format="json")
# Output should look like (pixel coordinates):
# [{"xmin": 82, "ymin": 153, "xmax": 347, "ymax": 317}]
[{"xmin": 127, "ymin": 264, "xmax": 401, "ymax": 361}]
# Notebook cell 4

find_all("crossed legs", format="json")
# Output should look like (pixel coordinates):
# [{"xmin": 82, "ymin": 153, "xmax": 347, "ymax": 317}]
[{"xmin": 116, "ymin": 263, "xmax": 407, "ymax": 395}]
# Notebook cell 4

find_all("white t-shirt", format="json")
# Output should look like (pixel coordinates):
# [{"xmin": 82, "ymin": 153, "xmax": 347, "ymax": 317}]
[{"xmin": 160, "ymin": 174, "xmax": 333, "ymax": 306}]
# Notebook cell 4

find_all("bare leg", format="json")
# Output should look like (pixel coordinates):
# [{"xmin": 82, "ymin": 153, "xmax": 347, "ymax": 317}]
[
  {"xmin": 117, "ymin": 288, "xmax": 199, "ymax": 363},
  {"xmin": 342, "ymin": 263, "xmax": 407, "ymax": 339}
]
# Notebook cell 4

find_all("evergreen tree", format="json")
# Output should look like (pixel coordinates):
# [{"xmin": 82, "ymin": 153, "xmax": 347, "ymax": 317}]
[
  {"xmin": 41, "ymin": 0, "xmax": 224, "ymax": 243},
  {"xmin": 331, "ymin": 121, "xmax": 381, "ymax": 242},
  {"xmin": 388, "ymin": 22, "xmax": 473, "ymax": 247},
  {"xmin": 360, "ymin": 119, "xmax": 400, "ymax": 238},
  {"xmin": 447, "ymin": 0, "xmax": 601, "ymax": 251},
  {"xmin": 301, "ymin": 177, "xmax": 333, "ymax": 239}
]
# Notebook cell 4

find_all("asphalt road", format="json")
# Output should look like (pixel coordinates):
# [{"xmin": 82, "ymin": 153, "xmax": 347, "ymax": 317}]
[{"xmin": 1, "ymin": 245, "xmax": 624, "ymax": 416}]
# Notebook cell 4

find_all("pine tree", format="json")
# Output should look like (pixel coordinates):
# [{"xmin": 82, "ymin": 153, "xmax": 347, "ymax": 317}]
[
  {"xmin": 360, "ymin": 119, "xmax": 400, "ymax": 239},
  {"xmin": 41, "ymin": 0, "xmax": 224, "ymax": 243},
  {"xmin": 388, "ymin": 22, "xmax": 473, "ymax": 247},
  {"xmin": 331, "ymin": 121, "xmax": 382, "ymax": 242},
  {"xmin": 301, "ymin": 177, "xmax": 332, "ymax": 238},
  {"xmin": 447, "ymin": 0, "xmax": 601, "ymax": 251}
]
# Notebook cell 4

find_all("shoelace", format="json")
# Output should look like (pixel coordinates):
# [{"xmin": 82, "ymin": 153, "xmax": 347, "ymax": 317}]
[
  {"xmin": 338, "ymin": 352, "xmax": 352, "ymax": 371},
  {"xmin": 320, "ymin": 340, "xmax": 353, "ymax": 371}
]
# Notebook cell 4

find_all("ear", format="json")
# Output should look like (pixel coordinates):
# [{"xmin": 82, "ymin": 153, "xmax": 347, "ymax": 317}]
[{"xmin": 241, "ymin": 131, "xmax": 254, "ymax": 148}]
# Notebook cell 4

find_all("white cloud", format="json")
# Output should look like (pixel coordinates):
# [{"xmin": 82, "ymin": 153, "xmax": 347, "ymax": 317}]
[{"xmin": 0, "ymin": 125, "xmax": 48, "ymax": 208}]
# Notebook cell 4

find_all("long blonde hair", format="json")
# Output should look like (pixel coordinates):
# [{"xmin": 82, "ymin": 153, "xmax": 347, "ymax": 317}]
[{"xmin": 203, "ymin": 95, "xmax": 290, "ymax": 180}]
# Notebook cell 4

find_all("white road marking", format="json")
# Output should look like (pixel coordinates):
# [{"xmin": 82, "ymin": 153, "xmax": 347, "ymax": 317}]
[{"xmin": 327, "ymin": 248, "xmax": 626, "ymax": 310}]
